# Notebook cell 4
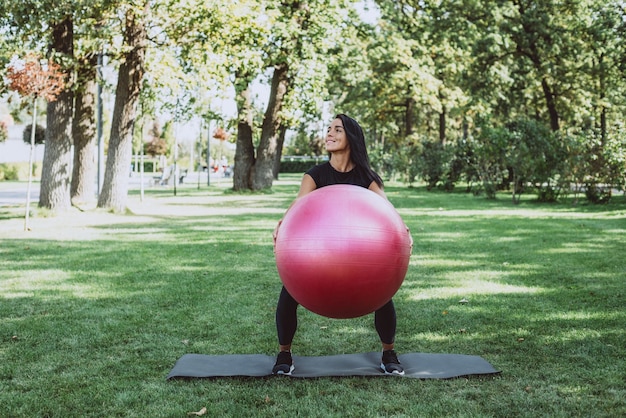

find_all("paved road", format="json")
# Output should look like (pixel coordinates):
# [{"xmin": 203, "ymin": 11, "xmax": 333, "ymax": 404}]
[{"xmin": 0, "ymin": 186, "xmax": 40, "ymax": 206}]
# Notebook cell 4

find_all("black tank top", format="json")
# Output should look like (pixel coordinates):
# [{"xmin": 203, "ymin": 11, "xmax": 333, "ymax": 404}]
[{"xmin": 306, "ymin": 162, "xmax": 374, "ymax": 189}]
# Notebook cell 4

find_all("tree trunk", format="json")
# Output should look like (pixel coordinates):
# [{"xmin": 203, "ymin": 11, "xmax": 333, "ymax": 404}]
[
  {"xmin": 405, "ymin": 96, "xmax": 415, "ymax": 137},
  {"xmin": 232, "ymin": 71, "xmax": 256, "ymax": 191},
  {"xmin": 439, "ymin": 103, "xmax": 447, "ymax": 145},
  {"xmin": 516, "ymin": 1, "xmax": 560, "ymax": 132},
  {"xmin": 598, "ymin": 53, "xmax": 607, "ymax": 143},
  {"xmin": 540, "ymin": 77, "xmax": 560, "ymax": 132},
  {"xmin": 38, "ymin": 17, "xmax": 73, "ymax": 212},
  {"xmin": 272, "ymin": 124, "xmax": 287, "ymax": 180},
  {"xmin": 97, "ymin": 4, "xmax": 147, "ymax": 212},
  {"xmin": 71, "ymin": 55, "xmax": 97, "ymax": 206},
  {"xmin": 252, "ymin": 62, "xmax": 289, "ymax": 190}
]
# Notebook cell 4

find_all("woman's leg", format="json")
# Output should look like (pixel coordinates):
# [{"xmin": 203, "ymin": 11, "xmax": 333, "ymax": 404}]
[
  {"xmin": 374, "ymin": 299, "xmax": 397, "ymax": 348},
  {"xmin": 375, "ymin": 299, "xmax": 404, "ymax": 374},
  {"xmin": 275, "ymin": 286, "xmax": 299, "ymax": 351},
  {"xmin": 273, "ymin": 286, "xmax": 299, "ymax": 374}
]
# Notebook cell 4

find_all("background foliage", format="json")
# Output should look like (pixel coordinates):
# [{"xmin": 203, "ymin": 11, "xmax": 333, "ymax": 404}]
[{"xmin": 0, "ymin": 0, "xmax": 625, "ymax": 204}]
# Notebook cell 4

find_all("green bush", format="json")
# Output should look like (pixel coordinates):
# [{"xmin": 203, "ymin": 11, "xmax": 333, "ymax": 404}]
[
  {"xmin": 503, "ymin": 119, "xmax": 565, "ymax": 203},
  {"xmin": 279, "ymin": 156, "xmax": 328, "ymax": 173},
  {"xmin": 416, "ymin": 139, "xmax": 451, "ymax": 190},
  {"xmin": 22, "ymin": 124, "xmax": 46, "ymax": 145},
  {"xmin": 0, "ymin": 121, "xmax": 8, "ymax": 143},
  {"xmin": 0, "ymin": 163, "xmax": 20, "ymax": 181},
  {"xmin": 0, "ymin": 162, "xmax": 40, "ymax": 181},
  {"xmin": 463, "ymin": 124, "xmax": 509, "ymax": 199},
  {"xmin": 566, "ymin": 127, "xmax": 626, "ymax": 204}
]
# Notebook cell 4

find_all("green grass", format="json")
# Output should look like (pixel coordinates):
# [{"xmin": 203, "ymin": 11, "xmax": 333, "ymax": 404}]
[{"xmin": 1, "ymin": 175, "xmax": 625, "ymax": 417}]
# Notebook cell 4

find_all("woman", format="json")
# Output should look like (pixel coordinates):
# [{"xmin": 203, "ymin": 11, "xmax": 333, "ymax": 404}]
[{"xmin": 272, "ymin": 114, "xmax": 404, "ymax": 376}]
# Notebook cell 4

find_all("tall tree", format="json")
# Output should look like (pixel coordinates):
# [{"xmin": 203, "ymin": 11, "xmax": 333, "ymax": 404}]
[
  {"xmin": 0, "ymin": 2, "xmax": 76, "ymax": 212},
  {"xmin": 250, "ymin": 0, "xmax": 304, "ymax": 190},
  {"xmin": 97, "ymin": 3, "xmax": 148, "ymax": 212},
  {"xmin": 5, "ymin": 54, "xmax": 65, "ymax": 229},
  {"xmin": 155, "ymin": 0, "xmax": 265, "ymax": 189},
  {"xmin": 233, "ymin": 69, "xmax": 258, "ymax": 190},
  {"xmin": 71, "ymin": 54, "xmax": 98, "ymax": 205},
  {"xmin": 39, "ymin": 16, "xmax": 74, "ymax": 212},
  {"xmin": 467, "ymin": 0, "xmax": 590, "ymax": 132},
  {"xmin": 171, "ymin": 0, "xmax": 360, "ymax": 190},
  {"xmin": 0, "ymin": 0, "xmax": 122, "ymax": 211},
  {"xmin": 375, "ymin": 0, "xmax": 469, "ymax": 142},
  {"xmin": 249, "ymin": 0, "xmax": 358, "ymax": 190},
  {"xmin": 579, "ymin": 1, "xmax": 626, "ymax": 140}
]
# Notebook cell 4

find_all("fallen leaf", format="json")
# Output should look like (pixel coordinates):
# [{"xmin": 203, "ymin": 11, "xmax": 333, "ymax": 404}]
[
  {"xmin": 187, "ymin": 407, "xmax": 207, "ymax": 416},
  {"xmin": 442, "ymin": 310, "xmax": 448, "ymax": 315},
  {"xmin": 517, "ymin": 337, "xmax": 525, "ymax": 343}
]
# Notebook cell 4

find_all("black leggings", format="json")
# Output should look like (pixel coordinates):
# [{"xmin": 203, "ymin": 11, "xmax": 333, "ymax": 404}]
[{"xmin": 275, "ymin": 286, "xmax": 397, "ymax": 346}]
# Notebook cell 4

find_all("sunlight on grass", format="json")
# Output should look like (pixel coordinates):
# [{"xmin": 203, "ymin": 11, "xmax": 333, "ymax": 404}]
[
  {"xmin": 410, "ymin": 208, "xmax": 625, "ymax": 219},
  {"xmin": 557, "ymin": 328, "xmax": 604, "ymax": 344},
  {"xmin": 411, "ymin": 254, "xmax": 492, "ymax": 270},
  {"xmin": 417, "ymin": 231, "xmax": 468, "ymax": 242},
  {"xmin": 542, "ymin": 310, "xmax": 624, "ymax": 322},
  {"xmin": 406, "ymin": 332, "xmax": 461, "ymax": 343},
  {"xmin": 0, "ymin": 269, "xmax": 165, "ymax": 300},
  {"xmin": 406, "ymin": 277, "xmax": 541, "ymax": 301},
  {"xmin": 334, "ymin": 325, "xmax": 371, "ymax": 336},
  {"xmin": 0, "ymin": 270, "xmax": 99, "ymax": 299},
  {"xmin": 543, "ymin": 241, "xmax": 621, "ymax": 254},
  {"xmin": 414, "ymin": 256, "xmax": 489, "ymax": 268}
]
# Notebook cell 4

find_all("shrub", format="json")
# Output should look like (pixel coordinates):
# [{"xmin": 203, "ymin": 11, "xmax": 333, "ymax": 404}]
[
  {"xmin": 504, "ymin": 119, "xmax": 565, "ymax": 204},
  {"xmin": 568, "ymin": 127, "xmax": 626, "ymax": 204},
  {"xmin": 22, "ymin": 124, "xmax": 45, "ymax": 145},
  {"xmin": 415, "ymin": 139, "xmax": 450, "ymax": 190},
  {"xmin": 279, "ymin": 156, "xmax": 328, "ymax": 173},
  {"xmin": 464, "ymin": 125, "xmax": 508, "ymax": 199},
  {"xmin": 369, "ymin": 140, "xmax": 421, "ymax": 184},
  {"xmin": 0, "ymin": 162, "xmax": 40, "ymax": 181},
  {"xmin": 0, "ymin": 163, "xmax": 20, "ymax": 181},
  {"xmin": 0, "ymin": 120, "xmax": 8, "ymax": 143}
]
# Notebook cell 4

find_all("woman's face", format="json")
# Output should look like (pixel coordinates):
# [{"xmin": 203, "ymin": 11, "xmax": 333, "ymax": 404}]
[{"xmin": 325, "ymin": 118, "xmax": 350, "ymax": 153}]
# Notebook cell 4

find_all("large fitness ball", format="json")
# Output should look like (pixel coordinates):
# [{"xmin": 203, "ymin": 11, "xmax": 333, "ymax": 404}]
[{"xmin": 274, "ymin": 184, "xmax": 412, "ymax": 319}]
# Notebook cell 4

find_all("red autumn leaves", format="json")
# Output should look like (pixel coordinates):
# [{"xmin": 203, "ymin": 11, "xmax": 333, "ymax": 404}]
[{"xmin": 5, "ymin": 53, "xmax": 65, "ymax": 101}]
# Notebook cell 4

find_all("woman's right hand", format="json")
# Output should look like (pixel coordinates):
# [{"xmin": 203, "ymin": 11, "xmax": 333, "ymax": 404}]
[{"xmin": 273, "ymin": 219, "xmax": 283, "ymax": 248}]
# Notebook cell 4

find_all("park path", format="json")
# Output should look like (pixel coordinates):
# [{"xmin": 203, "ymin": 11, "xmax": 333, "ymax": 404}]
[{"xmin": 0, "ymin": 175, "xmax": 293, "ymax": 240}]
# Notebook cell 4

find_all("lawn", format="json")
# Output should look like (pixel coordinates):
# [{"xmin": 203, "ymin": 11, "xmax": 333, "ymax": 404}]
[{"xmin": 1, "ymin": 175, "xmax": 625, "ymax": 417}]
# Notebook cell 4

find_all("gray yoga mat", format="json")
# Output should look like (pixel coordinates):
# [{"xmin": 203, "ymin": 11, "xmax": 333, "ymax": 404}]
[{"xmin": 166, "ymin": 352, "xmax": 500, "ymax": 379}]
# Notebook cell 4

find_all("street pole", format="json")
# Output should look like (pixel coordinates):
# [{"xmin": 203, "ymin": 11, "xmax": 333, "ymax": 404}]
[
  {"xmin": 24, "ymin": 97, "xmax": 37, "ymax": 231},
  {"xmin": 206, "ymin": 120, "xmax": 211, "ymax": 186},
  {"xmin": 96, "ymin": 52, "xmax": 104, "ymax": 196}
]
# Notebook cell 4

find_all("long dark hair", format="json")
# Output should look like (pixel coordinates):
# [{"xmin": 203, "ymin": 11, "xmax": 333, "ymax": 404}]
[{"xmin": 335, "ymin": 113, "xmax": 383, "ymax": 188}]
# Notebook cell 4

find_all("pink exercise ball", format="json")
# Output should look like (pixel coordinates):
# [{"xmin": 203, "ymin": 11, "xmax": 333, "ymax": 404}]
[{"xmin": 274, "ymin": 184, "xmax": 412, "ymax": 319}]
